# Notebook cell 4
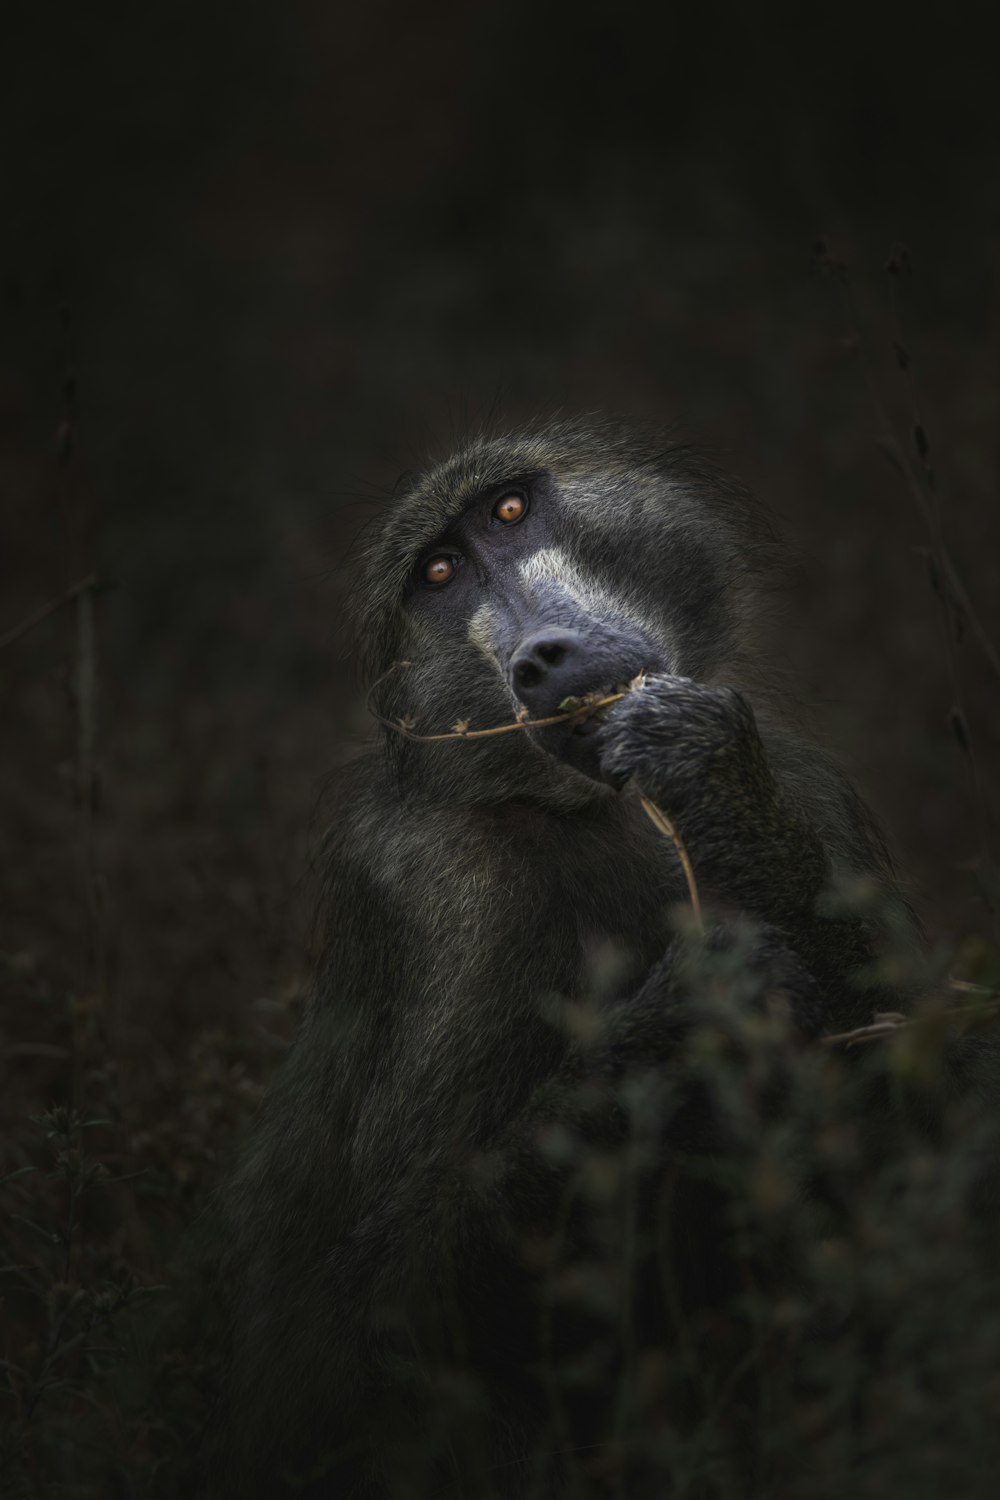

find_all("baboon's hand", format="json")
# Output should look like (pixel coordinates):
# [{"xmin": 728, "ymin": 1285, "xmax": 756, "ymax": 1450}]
[
  {"xmin": 595, "ymin": 673, "xmax": 774, "ymax": 813},
  {"xmin": 594, "ymin": 674, "xmax": 831, "ymax": 922}
]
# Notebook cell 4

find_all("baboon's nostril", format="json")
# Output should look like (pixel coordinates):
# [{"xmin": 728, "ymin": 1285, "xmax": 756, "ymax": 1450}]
[
  {"xmin": 515, "ymin": 660, "xmax": 543, "ymax": 689},
  {"xmin": 538, "ymin": 642, "xmax": 567, "ymax": 666}
]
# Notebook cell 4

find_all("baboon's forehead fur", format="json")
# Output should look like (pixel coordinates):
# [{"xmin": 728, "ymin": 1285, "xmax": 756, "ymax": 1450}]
[{"xmin": 358, "ymin": 417, "xmax": 776, "ymax": 680}]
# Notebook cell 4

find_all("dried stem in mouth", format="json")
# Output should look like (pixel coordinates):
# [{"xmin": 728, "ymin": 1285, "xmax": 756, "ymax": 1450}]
[{"xmin": 366, "ymin": 661, "xmax": 639, "ymax": 743}]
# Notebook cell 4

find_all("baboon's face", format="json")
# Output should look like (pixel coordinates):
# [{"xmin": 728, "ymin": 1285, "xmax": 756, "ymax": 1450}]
[
  {"xmin": 404, "ymin": 470, "xmax": 662, "ymax": 772},
  {"xmin": 364, "ymin": 427, "xmax": 753, "ymax": 795}
]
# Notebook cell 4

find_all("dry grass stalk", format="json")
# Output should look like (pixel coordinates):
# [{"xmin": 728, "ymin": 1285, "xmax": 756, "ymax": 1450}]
[
  {"xmin": 824, "ymin": 992, "xmax": 1000, "ymax": 1048},
  {"xmin": 637, "ymin": 793, "xmax": 703, "ymax": 924},
  {"xmin": 0, "ymin": 572, "xmax": 98, "ymax": 652},
  {"xmin": 366, "ymin": 660, "xmax": 630, "ymax": 742}
]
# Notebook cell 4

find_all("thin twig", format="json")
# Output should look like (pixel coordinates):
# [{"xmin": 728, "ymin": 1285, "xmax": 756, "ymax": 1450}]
[
  {"xmin": 0, "ymin": 573, "xmax": 97, "ymax": 653},
  {"xmin": 638, "ymin": 795, "xmax": 703, "ymax": 924},
  {"xmin": 822, "ymin": 250, "xmax": 1000, "ymax": 691},
  {"xmin": 824, "ymin": 996, "xmax": 1000, "ymax": 1048},
  {"xmin": 366, "ymin": 660, "xmax": 628, "ymax": 741},
  {"xmin": 75, "ymin": 580, "xmax": 107, "ymax": 1022},
  {"xmin": 947, "ymin": 977, "xmax": 999, "ymax": 996},
  {"xmin": 75, "ymin": 585, "xmax": 97, "ymax": 809}
]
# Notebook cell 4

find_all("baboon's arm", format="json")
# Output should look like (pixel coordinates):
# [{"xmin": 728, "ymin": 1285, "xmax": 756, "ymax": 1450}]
[{"xmin": 595, "ymin": 674, "xmax": 912, "ymax": 1022}]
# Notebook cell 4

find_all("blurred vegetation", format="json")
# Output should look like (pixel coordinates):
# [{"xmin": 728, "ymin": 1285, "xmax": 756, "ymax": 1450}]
[
  {"xmin": 0, "ymin": 947, "xmax": 303, "ymax": 1497},
  {"xmin": 2, "ymin": 914, "xmax": 1000, "ymax": 1496}
]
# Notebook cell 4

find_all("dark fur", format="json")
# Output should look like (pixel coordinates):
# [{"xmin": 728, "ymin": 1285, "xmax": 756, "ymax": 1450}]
[{"xmin": 202, "ymin": 419, "xmax": 916, "ymax": 1498}]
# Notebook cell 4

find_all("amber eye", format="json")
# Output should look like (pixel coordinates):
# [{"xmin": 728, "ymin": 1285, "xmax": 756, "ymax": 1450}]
[
  {"xmin": 423, "ymin": 554, "xmax": 456, "ymax": 587},
  {"xmin": 493, "ymin": 493, "xmax": 527, "ymax": 525}
]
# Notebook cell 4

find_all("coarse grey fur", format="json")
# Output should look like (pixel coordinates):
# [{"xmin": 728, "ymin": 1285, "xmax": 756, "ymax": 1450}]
[{"xmin": 202, "ymin": 418, "xmax": 916, "ymax": 1498}]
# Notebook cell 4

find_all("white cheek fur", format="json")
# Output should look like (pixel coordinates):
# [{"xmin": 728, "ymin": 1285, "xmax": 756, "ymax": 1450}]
[
  {"xmin": 518, "ymin": 548, "xmax": 649, "ymax": 635},
  {"xmin": 466, "ymin": 602, "xmax": 504, "ymax": 671}
]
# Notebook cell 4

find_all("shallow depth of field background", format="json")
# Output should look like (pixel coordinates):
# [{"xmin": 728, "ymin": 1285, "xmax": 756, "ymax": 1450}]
[{"xmin": 1, "ymin": 1, "xmax": 999, "ymax": 1491}]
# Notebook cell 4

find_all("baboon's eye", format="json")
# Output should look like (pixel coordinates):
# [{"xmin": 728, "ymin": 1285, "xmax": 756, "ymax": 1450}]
[
  {"xmin": 493, "ymin": 493, "xmax": 527, "ymax": 525},
  {"xmin": 423, "ymin": 555, "xmax": 457, "ymax": 587}
]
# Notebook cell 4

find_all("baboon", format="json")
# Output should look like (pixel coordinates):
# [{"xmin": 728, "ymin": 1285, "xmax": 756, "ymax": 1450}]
[{"xmin": 205, "ymin": 420, "xmax": 915, "ymax": 1499}]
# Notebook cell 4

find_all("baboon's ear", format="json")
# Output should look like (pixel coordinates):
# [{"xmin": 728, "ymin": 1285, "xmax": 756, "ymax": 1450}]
[{"xmin": 393, "ymin": 469, "xmax": 424, "ymax": 500}]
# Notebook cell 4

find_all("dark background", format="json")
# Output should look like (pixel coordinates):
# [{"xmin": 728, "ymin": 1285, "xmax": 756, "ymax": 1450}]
[{"xmin": 2, "ymin": 0, "xmax": 998, "ymax": 1199}]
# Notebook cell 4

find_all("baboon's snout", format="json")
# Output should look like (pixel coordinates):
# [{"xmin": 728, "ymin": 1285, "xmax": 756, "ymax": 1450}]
[{"xmin": 508, "ymin": 626, "xmax": 651, "ymax": 722}]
